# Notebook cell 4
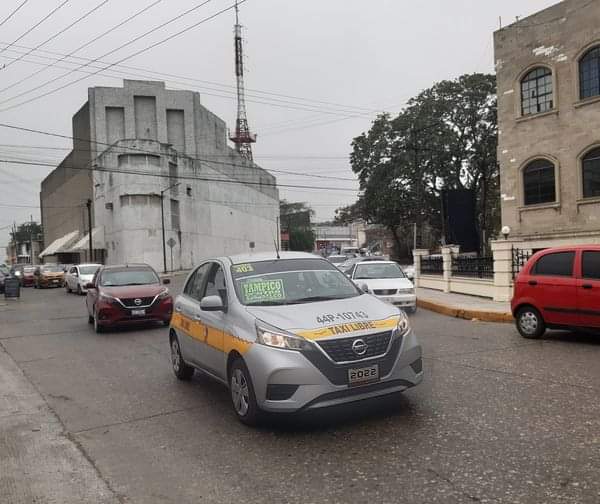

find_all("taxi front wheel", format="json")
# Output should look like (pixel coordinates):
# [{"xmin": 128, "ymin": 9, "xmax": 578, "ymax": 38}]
[
  {"xmin": 170, "ymin": 336, "xmax": 194, "ymax": 381},
  {"xmin": 228, "ymin": 358, "xmax": 260, "ymax": 426}
]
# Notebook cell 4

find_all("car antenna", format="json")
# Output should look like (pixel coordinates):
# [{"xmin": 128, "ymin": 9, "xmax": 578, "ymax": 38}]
[{"xmin": 273, "ymin": 238, "xmax": 280, "ymax": 259}]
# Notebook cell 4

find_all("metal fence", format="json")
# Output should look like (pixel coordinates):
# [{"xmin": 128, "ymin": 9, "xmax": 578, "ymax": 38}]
[
  {"xmin": 512, "ymin": 247, "xmax": 532, "ymax": 279},
  {"xmin": 451, "ymin": 255, "xmax": 494, "ymax": 279},
  {"xmin": 420, "ymin": 256, "xmax": 443, "ymax": 275}
]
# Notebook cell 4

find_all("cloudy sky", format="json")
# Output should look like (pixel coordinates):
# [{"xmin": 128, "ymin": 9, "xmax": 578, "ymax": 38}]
[{"xmin": 0, "ymin": 0, "xmax": 558, "ymax": 250}]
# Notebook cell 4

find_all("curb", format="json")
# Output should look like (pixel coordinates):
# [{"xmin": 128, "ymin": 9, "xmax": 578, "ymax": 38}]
[{"xmin": 417, "ymin": 298, "xmax": 514, "ymax": 324}]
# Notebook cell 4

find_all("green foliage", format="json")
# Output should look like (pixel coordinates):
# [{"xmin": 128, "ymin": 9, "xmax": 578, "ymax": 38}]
[
  {"xmin": 10, "ymin": 222, "xmax": 43, "ymax": 244},
  {"xmin": 280, "ymin": 200, "xmax": 315, "ymax": 252},
  {"xmin": 348, "ymin": 73, "xmax": 499, "ymax": 252}
]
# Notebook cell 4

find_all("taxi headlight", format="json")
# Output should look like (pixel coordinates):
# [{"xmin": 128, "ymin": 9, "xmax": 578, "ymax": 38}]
[
  {"xmin": 256, "ymin": 322, "xmax": 311, "ymax": 351},
  {"xmin": 394, "ymin": 311, "xmax": 410, "ymax": 337}
]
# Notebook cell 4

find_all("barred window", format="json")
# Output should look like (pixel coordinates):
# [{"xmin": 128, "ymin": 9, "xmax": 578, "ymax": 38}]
[
  {"xmin": 580, "ymin": 46, "xmax": 600, "ymax": 99},
  {"xmin": 521, "ymin": 67, "xmax": 553, "ymax": 115},
  {"xmin": 170, "ymin": 199, "xmax": 180, "ymax": 230},
  {"xmin": 582, "ymin": 147, "xmax": 600, "ymax": 198},
  {"xmin": 523, "ymin": 159, "xmax": 555, "ymax": 205}
]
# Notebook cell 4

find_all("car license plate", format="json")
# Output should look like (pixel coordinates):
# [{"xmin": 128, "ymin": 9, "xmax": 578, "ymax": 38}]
[
  {"xmin": 348, "ymin": 364, "xmax": 379, "ymax": 385},
  {"xmin": 53, "ymin": 279, "xmax": 59, "ymax": 284},
  {"xmin": 131, "ymin": 309, "xmax": 145, "ymax": 316}
]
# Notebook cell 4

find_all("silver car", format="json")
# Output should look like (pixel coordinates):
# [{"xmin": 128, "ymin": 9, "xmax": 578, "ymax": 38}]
[
  {"xmin": 169, "ymin": 252, "xmax": 423, "ymax": 425},
  {"xmin": 64, "ymin": 263, "xmax": 102, "ymax": 295}
]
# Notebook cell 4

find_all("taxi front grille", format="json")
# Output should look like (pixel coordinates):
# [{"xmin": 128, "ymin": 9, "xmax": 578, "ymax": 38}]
[
  {"xmin": 316, "ymin": 331, "xmax": 392, "ymax": 363},
  {"xmin": 373, "ymin": 289, "xmax": 397, "ymax": 295},
  {"xmin": 119, "ymin": 296, "xmax": 155, "ymax": 307}
]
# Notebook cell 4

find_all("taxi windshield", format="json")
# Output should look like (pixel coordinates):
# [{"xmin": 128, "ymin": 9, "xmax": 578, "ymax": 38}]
[
  {"xmin": 354, "ymin": 262, "xmax": 405, "ymax": 279},
  {"xmin": 231, "ymin": 258, "xmax": 361, "ymax": 306},
  {"xmin": 100, "ymin": 268, "xmax": 159, "ymax": 287}
]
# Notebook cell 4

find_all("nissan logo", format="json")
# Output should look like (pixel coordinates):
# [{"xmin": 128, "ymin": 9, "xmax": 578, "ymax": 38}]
[
  {"xmin": 351, "ymin": 339, "xmax": 368, "ymax": 356},
  {"xmin": 134, "ymin": 298, "xmax": 142, "ymax": 306}
]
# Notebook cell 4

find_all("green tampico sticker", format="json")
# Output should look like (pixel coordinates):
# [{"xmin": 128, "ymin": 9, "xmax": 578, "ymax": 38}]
[
  {"xmin": 242, "ymin": 279, "xmax": 285, "ymax": 303},
  {"xmin": 233, "ymin": 263, "xmax": 254, "ymax": 274}
]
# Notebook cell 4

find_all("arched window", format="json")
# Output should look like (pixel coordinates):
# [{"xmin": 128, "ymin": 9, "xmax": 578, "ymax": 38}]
[
  {"xmin": 582, "ymin": 147, "xmax": 600, "ymax": 198},
  {"xmin": 523, "ymin": 159, "xmax": 556, "ymax": 205},
  {"xmin": 521, "ymin": 67, "xmax": 553, "ymax": 115},
  {"xmin": 580, "ymin": 46, "xmax": 600, "ymax": 99}
]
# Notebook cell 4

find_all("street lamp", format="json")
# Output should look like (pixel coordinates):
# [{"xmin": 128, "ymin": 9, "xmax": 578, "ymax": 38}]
[{"xmin": 161, "ymin": 182, "xmax": 181, "ymax": 273}]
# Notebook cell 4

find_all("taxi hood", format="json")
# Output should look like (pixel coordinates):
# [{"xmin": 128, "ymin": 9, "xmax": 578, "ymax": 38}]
[{"xmin": 245, "ymin": 293, "xmax": 399, "ymax": 338}]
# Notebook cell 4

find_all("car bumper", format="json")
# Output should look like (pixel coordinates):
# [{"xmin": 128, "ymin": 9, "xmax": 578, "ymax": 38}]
[
  {"xmin": 244, "ymin": 329, "xmax": 423, "ymax": 413},
  {"xmin": 373, "ymin": 293, "xmax": 416, "ymax": 309},
  {"xmin": 96, "ymin": 299, "xmax": 173, "ymax": 327},
  {"xmin": 39, "ymin": 278, "xmax": 63, "ymax": 287}
]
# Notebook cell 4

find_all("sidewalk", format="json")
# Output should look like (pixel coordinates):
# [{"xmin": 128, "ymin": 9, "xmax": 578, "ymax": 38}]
[
  {"xmin": 416, "ymin": 287, "xmax": 513, "ymax": 323},
  {"xmin": 0, "ymin": 345, "xmax": 119, "ymax": 503}
]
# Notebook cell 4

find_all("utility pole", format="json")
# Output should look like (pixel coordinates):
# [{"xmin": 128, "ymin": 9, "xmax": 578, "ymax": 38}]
[
  {"xmin": 86, "ymin": 199, "xmax": 93, "ymax": 262},
  {"xmin": 160, "ymin": 183, "xmax": 180, "ymax": 274},
  {"xmin": 29, "ymin": 214, "xmax": 33, "ymax": 265}
]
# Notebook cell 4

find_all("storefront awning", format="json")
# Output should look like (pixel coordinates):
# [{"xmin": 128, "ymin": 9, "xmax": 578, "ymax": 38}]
[
  {"xmin": 68, "ymin": 227, "xmax": 105, "ymax": 251},
  {"xmin": 39, "ymin": 230, "xmax": 80, "ymax": 258}
]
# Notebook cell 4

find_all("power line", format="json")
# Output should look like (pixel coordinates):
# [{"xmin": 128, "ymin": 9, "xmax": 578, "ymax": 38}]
[
  {"xmin": 0, "ymin": 158, "xmax": 360, "ymax": 193},
  {"xmin": 2, "ymin": 0, "xmax": 109, "ymax": 71},
  {"xmin": 0, "ymin": 0, "xmax": 28, "ymax": 29},
  {"xmin": 0, "ymin": 0, "xmax": 162, "ymax": 95},
  {"xmin": 0, "ymin": 0, "xmax": 70, "ymax": 58},
  {"xmin": 0, "ymin": 0, "xmax": 244, "ymax": 113}
]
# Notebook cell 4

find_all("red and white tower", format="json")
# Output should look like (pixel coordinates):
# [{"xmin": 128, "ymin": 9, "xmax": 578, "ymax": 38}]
[{"xmin": 229, "ymin": 0, "xmax": 256, "ymax": 161}]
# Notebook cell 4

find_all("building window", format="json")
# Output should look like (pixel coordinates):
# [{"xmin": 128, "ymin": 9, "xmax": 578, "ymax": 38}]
[
  {"xmin": 520, "ymin": 67, "xmax": 553, "ymax": 115},
  {"xmin": 120, "ymin": 194, "xmax": 160, "ymax": 207},
  {"xmin": 523, "ymin": 159, "xmax": 556, "ymax": 205},
  {"xmin": 582, "ymin": 147, "xmax": 600, "ymax": 198},
  {"xmin": 580, "ymin": 46, "xmax": 600, "ymax": 99},
  {"xmin": 118, "ymin": 154, "xmax": 160, "ymax": 168},
  {"xmin": 170, "ymin": 199, "xmax": 180, "ymax": 230},
  {"xmin": 168, "ymin": 162, "xmax": 178, "ymax": 195}
]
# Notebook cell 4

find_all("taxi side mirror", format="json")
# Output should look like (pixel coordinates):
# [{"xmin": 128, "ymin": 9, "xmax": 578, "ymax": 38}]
[
  {"xmin": 85, "ymin": 282, "xmax": 95, "ymax": 290},
  {"xmin": 200, "ymin": 295, "xmax": 224, "ymax": 312},
  {"xmin": 358, "ymin": 283, "xmax": 370, "ymax": 294}
]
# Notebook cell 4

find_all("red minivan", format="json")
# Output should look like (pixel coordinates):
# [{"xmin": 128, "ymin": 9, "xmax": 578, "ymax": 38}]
[{"xmin": 512, "ymin": 245, "xmax": 600, "ymax": 338}]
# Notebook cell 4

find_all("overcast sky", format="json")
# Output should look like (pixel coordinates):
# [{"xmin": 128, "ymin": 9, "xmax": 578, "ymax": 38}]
[{"xmin": 0, "ymin": 0, "xmax": 558, "ymax": 249}]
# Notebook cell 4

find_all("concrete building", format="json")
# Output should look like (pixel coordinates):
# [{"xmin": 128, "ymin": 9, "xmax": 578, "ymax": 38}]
[
  {"xmin": 494, "ymin": 0, "xmax": 600, "ymax": 249},
  {"xmin": 40, "ymin": 80, "xmax": 278, "ymax": 269}
]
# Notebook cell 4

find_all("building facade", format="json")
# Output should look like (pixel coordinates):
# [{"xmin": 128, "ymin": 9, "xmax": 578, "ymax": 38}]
[
  {"xmin": 494, "ymin": 0, "xmax": 600, "ymax": 249},
  {"xmin": 40, "ymin": 80, "xmax": 279, "ymax": 269}
]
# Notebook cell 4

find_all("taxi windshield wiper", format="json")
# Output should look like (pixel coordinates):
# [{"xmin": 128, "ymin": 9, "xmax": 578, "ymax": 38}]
[
  {"xmin": 246, "ymin": 300, "xmax": 288, "ymax": 306},
  {"xmin": 290, "ymin": 295, "xmax": 349, "ymax": 304}
]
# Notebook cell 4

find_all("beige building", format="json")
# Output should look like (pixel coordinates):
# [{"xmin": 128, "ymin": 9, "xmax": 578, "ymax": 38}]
[{"xmin": 494, "ymin": 0, "xmax": 600, "ymax": 249}]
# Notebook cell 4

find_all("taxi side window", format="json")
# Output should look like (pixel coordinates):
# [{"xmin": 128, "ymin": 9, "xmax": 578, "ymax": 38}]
[
  {"xmin": 184, "ymin": 263, "xmax": 211, "ymax": 301},
  {"xmin": 204, "ymin": 264, "xmax": 227, "ymax": 306}
]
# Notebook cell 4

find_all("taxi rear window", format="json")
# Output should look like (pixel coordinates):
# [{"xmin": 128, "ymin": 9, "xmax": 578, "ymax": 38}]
[{"xmin": 230, "ymin": 258, "xmax": 336, "ymax": 279}]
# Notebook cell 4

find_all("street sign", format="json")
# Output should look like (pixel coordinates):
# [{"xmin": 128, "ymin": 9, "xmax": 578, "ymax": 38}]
[
  {"xmin": 4, "ymin": 277, "xmax": 20, "ymax": 299},
  {"xmin": 167, "ymin": 238, "xmax": 176, "ymax": 249}
]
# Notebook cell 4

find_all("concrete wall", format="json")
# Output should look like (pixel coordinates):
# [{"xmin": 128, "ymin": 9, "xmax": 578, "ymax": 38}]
[{"xmin": 494, "ymin": 0, "xmax": 600, "ymax": 247}]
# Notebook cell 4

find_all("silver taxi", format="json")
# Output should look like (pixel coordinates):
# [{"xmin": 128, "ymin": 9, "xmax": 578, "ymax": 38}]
[{"xmin": 169, "ymin": 252, "xmax": 423, "ymax": 425}]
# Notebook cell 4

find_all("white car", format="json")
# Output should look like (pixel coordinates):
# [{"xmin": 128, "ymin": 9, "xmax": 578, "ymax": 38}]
[
  {"xmin": 347, "ymin": 260, "xmax": 417, "ymax": 313},
  {"xmin": 64, "ymin": 263, "xmax": 102, "ymax": 295},
  {"xmin": 326, "ymin": 254, "xmax": 348, "ymax": 265}
]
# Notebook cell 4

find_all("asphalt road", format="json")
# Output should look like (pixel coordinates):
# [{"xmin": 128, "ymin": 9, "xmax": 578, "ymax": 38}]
[{"xmin": 1, "ymin": 277, "xmax": 600, "ymax": 504}]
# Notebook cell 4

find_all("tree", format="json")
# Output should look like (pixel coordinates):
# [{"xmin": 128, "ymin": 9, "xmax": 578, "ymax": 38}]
[
  {"xmin": 10, "ymin": 222, "xmax": 43, "ymax": 244},
  {"xmin": 349, "ymin": 73, "xmax": 499, "ymax": 255},
  {"xmin": 279, "ymin": 200, "xmax": 315, "ymax": 252}
]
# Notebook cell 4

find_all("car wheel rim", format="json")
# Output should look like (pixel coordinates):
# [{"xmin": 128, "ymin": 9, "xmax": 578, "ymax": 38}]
[
  {"xmin": 520, "ymin": 311, "xmax": 538, "ymax": 334},
  {"xmin": 171, "ymin": 340, "xmax": 181, "ymax": 372},
  {"xmin": 231, "ymin": 368, "xmax": 249, "ymax": 417}
]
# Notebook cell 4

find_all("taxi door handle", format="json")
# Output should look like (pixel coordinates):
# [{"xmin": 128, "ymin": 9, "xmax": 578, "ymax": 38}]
[
  {"xmin": 174, "ymin": 306, "xmax": 183, "ymax": 313},
  {"xmin": 193, "ymin": 314, "xmax": 203, "ymax": 321},
  {"xmin": 582, "ymin": 283, "xmax": 593, "ymax": 289}
]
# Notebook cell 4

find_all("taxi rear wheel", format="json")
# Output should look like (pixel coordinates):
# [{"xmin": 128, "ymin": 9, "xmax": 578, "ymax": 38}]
[
  {"xmin": 228, "ymin": 358, "xmax": 259, "ymax": 426},
  {"xmin": 170, "ymin": 336, "xmax": 194, "ymax": 381}
]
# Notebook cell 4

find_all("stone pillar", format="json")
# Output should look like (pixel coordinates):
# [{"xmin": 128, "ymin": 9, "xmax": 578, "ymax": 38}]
[
  {"xmin": 441, "ymin": 245, "xmax": 458, "ymax": 293},
  {"xmin": 412, "ymin": 249, "xmax": 429, "ymax": 288},
  {"xmin": 491, "ymin": 239, "xmax": 514, "ymax": 302}
]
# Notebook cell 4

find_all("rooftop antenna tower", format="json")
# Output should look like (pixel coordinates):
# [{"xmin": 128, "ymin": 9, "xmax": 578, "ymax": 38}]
[{"xmin": 229, "ymin": 0, "xmax": 256, "ymax": 161}]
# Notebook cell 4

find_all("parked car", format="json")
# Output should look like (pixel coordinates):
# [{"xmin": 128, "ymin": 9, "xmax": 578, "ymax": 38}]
[
  {"xmin": 512, "ymin": 245, "xmax": 600, "ymax": 338},
  {"xmin": 169, "ymin": 252, "xmax": 423, "ymax": 425},
  {"xmin": 86, "ymin": 264, "xmax": 173, "ymax": 333},
  {"xmin": 0, "ymin": 263, "xmax": 9, "ymax": 276},
  {"xmin": 346, "ymin": 259, "xmax": 416, "ymax": 313},
  {"xmin": 34, "ymin": 264, "xmax": 65, "ymax": 288},
  {"xmin": 340, "ymin": 246, "xmax": 361, "ymax": 258},
  {"xmin": 0, "ymin": 270, "xmax": 5, "ymax": 293},
  {"xmin": 19, "ymin": 266, "xmax": 37, "ymax": 287},
  {"xmin": 64, "ymin": 263, "xmax": 102, "ymax": 295}
]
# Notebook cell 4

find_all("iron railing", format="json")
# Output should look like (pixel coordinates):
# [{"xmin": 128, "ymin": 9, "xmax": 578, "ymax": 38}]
[
  {"xmin": 512, "ymin": 247, "xmax": 532, "ymax": 279},
  {"xmin": 451, "ymin": 255, "xmax": 494, "ymax": 279},
  {"xmin": 420, "ymin": 256, "xmax": 443, "ymax": 275}
]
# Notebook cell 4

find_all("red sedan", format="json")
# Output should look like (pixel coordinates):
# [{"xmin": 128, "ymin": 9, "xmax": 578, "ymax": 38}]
[{"xmin": 85, "ymin": 264, "xmax": 173, "ymax": 333}]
